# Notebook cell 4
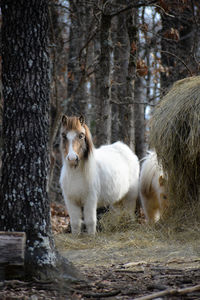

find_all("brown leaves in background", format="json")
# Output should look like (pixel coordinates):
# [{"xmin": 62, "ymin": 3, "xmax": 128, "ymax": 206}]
[
  {"xmin": 51, "ymin": 202, "xmax": 71, "ymax": 234},
  {"xmin": 164, "ymin": 28, "xmax": 180, "ymax": 41},
  {"xmin": 130, "ymin": 41, "xmax": 137, "ymax": 54},
  {"xmin": 137, "ymin": 59, "xmax": 148, "ymax": 77}
]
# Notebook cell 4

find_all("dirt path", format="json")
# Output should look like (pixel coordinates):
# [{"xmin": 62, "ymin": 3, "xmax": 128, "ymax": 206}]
[{"xmin": 55, "ymin": 228, "xmax": 200, "ymax": 299}]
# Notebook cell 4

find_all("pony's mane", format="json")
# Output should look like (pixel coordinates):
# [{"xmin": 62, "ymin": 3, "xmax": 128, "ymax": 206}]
[
  {"xmin": 83, "ymin": 122, "xmax": 94, "ymax": 159},
  {"xmin": 62, "ymin": 116, "xmax": 94, "ymax": 159},
  {"xmin": 140, "ymin": 151, "xmax": 163, "ymax": 194}
]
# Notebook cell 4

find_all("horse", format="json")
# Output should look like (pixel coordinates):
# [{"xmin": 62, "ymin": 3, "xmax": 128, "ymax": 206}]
[
  {"xmin": 59, "ymin": 115, "xmax": 140, "ymax": 234},
  {"xmin": 139, "ymin": 151, "xmax": 168, "ymax": 223}
]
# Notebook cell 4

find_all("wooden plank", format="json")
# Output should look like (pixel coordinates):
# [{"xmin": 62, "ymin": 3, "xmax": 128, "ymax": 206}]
[{"xmin": 0, "ymin": 232, "xmax": 26, "ymax": 265}]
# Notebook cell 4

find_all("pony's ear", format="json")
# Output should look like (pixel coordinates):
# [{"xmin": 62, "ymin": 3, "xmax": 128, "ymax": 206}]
[
  {"xmin": 79, "ymin": 115, "xmax": 85, "ymax": 125},
  {"xmin": 62, "ymin": 115, "xmax": 68, "ymax": 126},
  {"xmin": 159, "ymin": 175, "xmax": 165, "ymax": 187}
]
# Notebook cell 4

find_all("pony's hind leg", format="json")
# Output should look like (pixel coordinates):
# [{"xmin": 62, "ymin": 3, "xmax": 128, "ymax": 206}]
[{"xmin": 66, "ymin": 201, "xmax": 82, "ymax": 234}]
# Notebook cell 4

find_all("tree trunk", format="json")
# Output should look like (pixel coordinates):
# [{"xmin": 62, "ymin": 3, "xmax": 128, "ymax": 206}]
[
  {"xmin": 111, "ymin": 11, "xmax": 130, "ymax": 145},
  {"xmin": 0, "ymin": 0, "xmax": 78, "ymax": 280},
  {"xmin": 134, "ymin": 10, "xmax": 146, "ymax": 159},
  {"xmin": 110, "ymin": 17, "xmax": 119, "ymax": 143},
  {"xmin": 126, "ymin": 10, "xmax": 138, "ymax": 151},
  {"xmin": 95, "ymin": 8, "xmax": 112, "ymax": 147},
  {"xmin": 134, "ymin": 77, "xmax": 146, "ymax": 159}
]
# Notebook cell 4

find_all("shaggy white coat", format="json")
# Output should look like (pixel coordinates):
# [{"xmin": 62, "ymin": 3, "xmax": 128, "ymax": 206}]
[{"xmin": 60, "ymin": 141, "xmax": 139, "ymax": 234}]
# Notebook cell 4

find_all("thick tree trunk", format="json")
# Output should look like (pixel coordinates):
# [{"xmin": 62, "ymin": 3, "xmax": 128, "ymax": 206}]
[{"xmin": 0, "ymin": 0, "xmax": 78, "ymax": 280}]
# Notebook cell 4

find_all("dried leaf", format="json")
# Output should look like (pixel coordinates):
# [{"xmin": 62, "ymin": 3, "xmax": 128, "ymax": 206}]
[
  {"xmin": 131, "ymin": 41, "xmax": 137, "ymax": 54},
  {"xmin": 140, "ymin": 23, "xmax": 148, "ymax": 33},
  {"xmin": 136, "ymin": 59, "xmax": 148, "ymax": 77},
  {"xmin": 68, "ymin": 71, "xmax": 74, "ymax": 81},
  {"xmin": 164, "ymin": 28, "xmax": 180, "ymax": 41}
]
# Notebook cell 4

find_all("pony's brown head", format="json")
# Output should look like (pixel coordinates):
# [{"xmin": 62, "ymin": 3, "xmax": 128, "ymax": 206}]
[{"xmin": 60, "ymin": 115, "xmax": 93, "ymax": 168}]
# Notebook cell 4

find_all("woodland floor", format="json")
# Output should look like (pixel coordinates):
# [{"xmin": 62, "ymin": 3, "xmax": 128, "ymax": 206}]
[{"xmin": 1, "ymin": 202, "xmax": 200, "ymax": 299}]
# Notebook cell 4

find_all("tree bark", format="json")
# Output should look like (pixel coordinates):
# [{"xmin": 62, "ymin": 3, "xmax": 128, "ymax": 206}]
[
  {"xmin": 126, "ymin": 10, "xmax": 138, "ymax": 151},
  {"xmin": 134, "ymin": 10, "xmax": 146, "ymax": 159},
  {"xmin": 0, "ymin": 0, "xmax": 78, "ymax": 280},
  {"xmin": 111, "ymin": 11, "xmax": 130, "ymax": 145},
  {"xmin": 134, "ymin": 76, "xmax": 146, "ymax": 159},
  {"xmin": 95, "ymin": 7, "xmax": 112, "ymax": 146},
  {"xmin": 110, "ymin": 16, "xmax": 120, "ymax": 143}
]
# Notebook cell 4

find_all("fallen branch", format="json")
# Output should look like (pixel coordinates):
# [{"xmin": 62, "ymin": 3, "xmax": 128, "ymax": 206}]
[
  {"xmin": 115, "ymin": 269, "xmax": 144, "ymax": 274},
  {"xmin": 134, "ymin": 284, "xmax": 200, "ymax": 300},
  {"xmin": 82, "ymin": 289, "xmax": 121, "ymax": 298}
]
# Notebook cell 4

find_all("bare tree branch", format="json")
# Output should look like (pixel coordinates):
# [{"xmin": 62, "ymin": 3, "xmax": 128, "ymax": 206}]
[{"xmin": 160, "ymin": 50, "xmax": 193, "ymax": 76}]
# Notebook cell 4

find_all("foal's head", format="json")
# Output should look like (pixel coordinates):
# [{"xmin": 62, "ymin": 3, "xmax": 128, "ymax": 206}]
[{"xmin": 60, "ymin": 115, "xmax": 93, "ymax": 168}]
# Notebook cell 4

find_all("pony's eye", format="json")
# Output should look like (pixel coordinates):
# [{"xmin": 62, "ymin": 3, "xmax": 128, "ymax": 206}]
[
  {"xmin": 79, "ymin": 133, "xmax": 85, "ymax": 139},
  {"xmin": 62, "ymin": 133, "xmax": 67, "ymax": 140}
]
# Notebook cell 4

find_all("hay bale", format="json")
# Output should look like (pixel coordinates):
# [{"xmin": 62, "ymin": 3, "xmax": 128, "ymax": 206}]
[{"xmin": 149, "ymin": 76, "xmax": 200, "ymax": 217}]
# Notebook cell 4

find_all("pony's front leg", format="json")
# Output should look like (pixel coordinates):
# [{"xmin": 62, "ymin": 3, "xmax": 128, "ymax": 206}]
[
  {"xmin": 83, "ymin": 198, "xmax": 97, "ymax": 235},
  {"xmin": 66, "ymin": 201, "xmax": 82, "ymax": 235}
]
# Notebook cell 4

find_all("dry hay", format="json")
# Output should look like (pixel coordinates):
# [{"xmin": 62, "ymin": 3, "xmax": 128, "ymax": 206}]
[
  {"xmin": 99, "ymin": 208, "xmax": 137, "ymax": 233},
  {"xmin": 98, "ymin": 206, "xmax": 200, "ymax": 243},
  {"xmin": 55, "ymin": 210, "xmax": 200, "ymax": 271},
  {"xmin": 55, "ymin": 206, "xmax": 200, "ymax": 253},
  {"xmin": 149, "ymin": 76, "xmax": 200, "ymax": 222}
]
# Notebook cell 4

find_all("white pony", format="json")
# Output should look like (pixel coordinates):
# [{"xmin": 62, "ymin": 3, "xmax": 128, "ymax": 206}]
[
  {"xmin": 59, "ymin": 115, "xmax": 140, "ymax": 234},
  {"xmin": 139, "ymin": 151, "xmax": 168, "ymax": 223}
]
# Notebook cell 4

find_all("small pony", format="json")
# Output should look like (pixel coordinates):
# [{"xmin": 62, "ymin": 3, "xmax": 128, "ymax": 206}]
[
  {"xmin": 139, "ymin": 151, "xmax": 168, "ymax": 223},
  {"xmin": 59, "ymin": 115, "xmax": 140, "ymax": 234}
]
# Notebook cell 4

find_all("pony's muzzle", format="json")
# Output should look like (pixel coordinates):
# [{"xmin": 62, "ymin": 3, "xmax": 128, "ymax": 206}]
[{"xmin": 67, "ymin": 153, "xmax": 79, "ymax": 167}]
